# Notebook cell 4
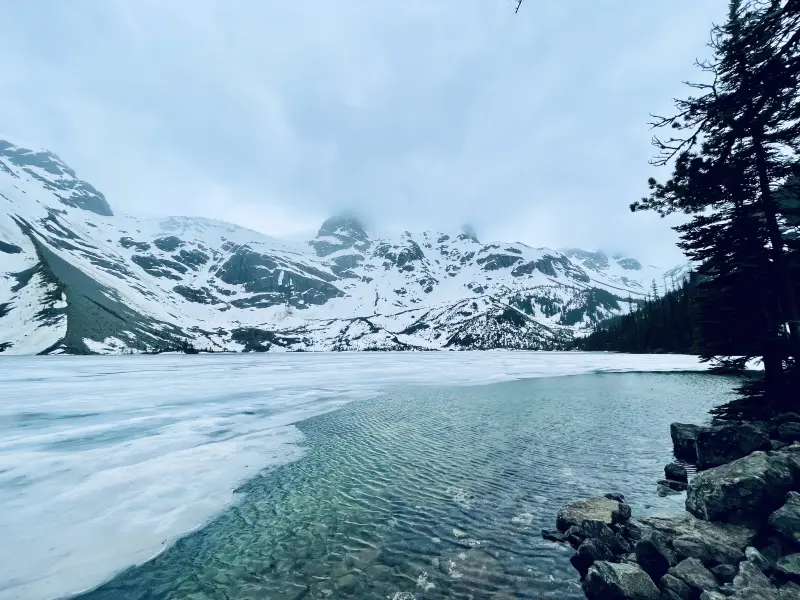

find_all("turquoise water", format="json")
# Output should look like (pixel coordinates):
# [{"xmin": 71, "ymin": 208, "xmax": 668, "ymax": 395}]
[{"xmin": 74, "ymin": 372, "xmax": 735, "ymax": 600}]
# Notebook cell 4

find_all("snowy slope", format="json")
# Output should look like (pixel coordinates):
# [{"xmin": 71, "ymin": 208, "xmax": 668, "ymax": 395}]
[{"xmin": 0, "ymin": 139, "xmax": 669, "ymax": 355}]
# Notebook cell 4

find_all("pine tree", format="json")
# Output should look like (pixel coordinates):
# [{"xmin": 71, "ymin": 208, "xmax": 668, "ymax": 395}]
[{"xmin": 631, "ymin": 0, "xmax": 800, "ymax": 413}]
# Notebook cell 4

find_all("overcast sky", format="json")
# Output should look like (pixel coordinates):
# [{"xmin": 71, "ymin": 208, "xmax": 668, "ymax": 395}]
[{"xmin": 1, "ymin": 0, "xmax": 728, "ymax": 265}]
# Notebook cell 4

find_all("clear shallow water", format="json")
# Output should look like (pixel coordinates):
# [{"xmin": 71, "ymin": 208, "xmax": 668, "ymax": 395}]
[
  {"xmin": 0, "ymin": 351, "xmax": 709, "ymax": 600},
  {"xmin": 71, "ymin": 372, "xmax": 736, "ymax": 600}
]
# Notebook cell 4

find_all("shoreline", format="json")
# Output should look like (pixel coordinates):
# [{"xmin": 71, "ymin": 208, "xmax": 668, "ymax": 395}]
[{"xmin": 544, "ymin": 414, "xmax": 800, "ymax": 599}]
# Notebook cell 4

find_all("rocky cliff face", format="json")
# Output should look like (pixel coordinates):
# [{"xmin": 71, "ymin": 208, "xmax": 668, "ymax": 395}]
[{"xmin": 0, "ymin": 139, "xmax": 670, "ymax": 354}]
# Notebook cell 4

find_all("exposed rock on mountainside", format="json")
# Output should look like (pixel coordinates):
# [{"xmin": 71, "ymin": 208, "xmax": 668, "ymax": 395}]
[{"xmin": 1, "ymin": 139, "xmax": 671, "ymax": 354}]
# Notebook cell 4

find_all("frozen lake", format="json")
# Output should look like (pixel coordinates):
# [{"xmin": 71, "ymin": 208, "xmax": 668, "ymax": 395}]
[{"xmin": 0, "ymin": 352, "xmax": 718, "ymax": 600}]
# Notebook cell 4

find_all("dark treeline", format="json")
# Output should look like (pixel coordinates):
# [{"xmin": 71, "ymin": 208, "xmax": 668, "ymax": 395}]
[{"xmin": 574, "ymin": 277, "xmax": 697, "ymax": 354}]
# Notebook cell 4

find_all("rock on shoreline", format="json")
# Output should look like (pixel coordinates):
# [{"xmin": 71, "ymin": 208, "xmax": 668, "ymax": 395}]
[{"xmin": 544, "ymin": 415, "xmax": 800, "ymax": 600}]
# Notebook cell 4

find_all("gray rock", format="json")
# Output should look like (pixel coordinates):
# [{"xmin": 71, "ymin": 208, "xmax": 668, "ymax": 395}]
[
  {"xmin": 710, "ymin": 564, "xmax": 737, "ymax": 584},
  {"xmin": 572, "ymin": 538, "xmax": 615, "ymax": 578},
  {"xmin": 747, "ymin": 546, "xmax": 773, "ymax": 572},
  {"xmin": 661, "ymin": 591, "xmax": 684, "ymax": 600},
  {"xmin": 659, "ymin": 479, "xmax": 689, "ymax": 492},
  {"xmin": 686, "ymin": 451, "xmax": 793, "ymax": 525},
  {"xmin": 557, "ymin": 496, "xmax": 621, "ymax": 532},
  {"xmin": 695, "ymin": 422, "xmax": 770, "ymax": 470},
  {"xmin": 583, "ymin": 561, "xmax": 660, "ymax": 600},
  {"xmin": 574, "ymin": 519, "xmax": 631, "ymax": 555},
  {"xmin": 660, "ymin": 573, "xmax": 692, "ymax": 599},
  {"xmin": 733, "ymin": 560, "xmax": 774, "ymax": 590},
  {"xmin": 669, "ymin": 558, "xmax": 718, "ymax": 596},
  {"xmin": 636, "ymin": 532, "xmax": 677, "ymax": 582},
  {"xmin": 777, "ymin": 554, "xmax": 800, "ymax": 583},
  {"xmin": 778, "ymin": 423, "xmax": 800, "ymax": 443},
  {"xmin": 629, "ymin": 512, "xmax": 756, "ymax": 566},
  {"xmin": 658, "ymin": 484, "xmax": 684, "ymax": 497},
  {"xmin": 666, "ymin": 463, "xmax": 689, "ymax": 483},
  {"xmin": 769, "ymin": 492, "xmax": 800, "ymax": 545},
  {"xmin": 672, "ymin": 423, "xmax": 701, "ymax": 461},
  {"xmin": 614, "ymin": 503, "xmax": 634, "ymax": 524},
  {"xmin": 606, "ymin": 492, "xmax": 627, "ymax": 502}
]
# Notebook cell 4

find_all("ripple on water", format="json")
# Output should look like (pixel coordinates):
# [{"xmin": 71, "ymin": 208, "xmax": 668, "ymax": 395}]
[{"xmin": 74, "ymin": 373, "xmax": 734, "ymax": 600}]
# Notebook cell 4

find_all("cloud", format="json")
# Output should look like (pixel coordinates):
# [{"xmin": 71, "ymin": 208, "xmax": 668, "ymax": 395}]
[{"xmin": 0, "ymin": 0, "xmax": 728, "ymax": 264}]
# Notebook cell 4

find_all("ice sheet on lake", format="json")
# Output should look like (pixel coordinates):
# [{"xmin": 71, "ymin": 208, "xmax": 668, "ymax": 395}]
[{"xmin": 0, "ymin": 351, "xmax": 705, "ymax": 600}]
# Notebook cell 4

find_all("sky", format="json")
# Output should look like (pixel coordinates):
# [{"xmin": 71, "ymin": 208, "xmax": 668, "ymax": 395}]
[{"xmin": 0, "ymin": 0, "xmax": 729, "ymax": 265}]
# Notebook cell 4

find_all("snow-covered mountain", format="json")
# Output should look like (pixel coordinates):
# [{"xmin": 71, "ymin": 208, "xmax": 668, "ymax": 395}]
[{"xmin": 0, "ymin": 139, "xmax": 669, "ymax": 354}]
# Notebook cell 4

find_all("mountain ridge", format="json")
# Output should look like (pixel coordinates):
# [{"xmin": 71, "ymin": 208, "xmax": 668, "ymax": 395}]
[{"xmin": 1, "ymin": 139, "xmax": 671, "ymax": 354}]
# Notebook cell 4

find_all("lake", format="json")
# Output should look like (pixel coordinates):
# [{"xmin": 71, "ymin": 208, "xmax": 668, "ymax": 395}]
[{"xmin": 0, "ymin": 352, "xmax": 734, "ymax": 599}]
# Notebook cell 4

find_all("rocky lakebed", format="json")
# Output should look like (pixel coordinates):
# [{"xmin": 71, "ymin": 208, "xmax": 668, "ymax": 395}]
[{"xmin": 543, "ymin": 413, "xmax": 800, "ymax": 599}]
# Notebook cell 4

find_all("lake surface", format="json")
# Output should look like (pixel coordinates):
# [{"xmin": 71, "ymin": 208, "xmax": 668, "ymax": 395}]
[{"xmin": 0, "ymin": 353, "xmax": 733, "ymax": 600}]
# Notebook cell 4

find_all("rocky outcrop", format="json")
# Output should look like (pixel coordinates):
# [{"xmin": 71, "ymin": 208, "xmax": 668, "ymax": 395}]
[
  {"xmin": 695, "ymin": 422, "xmax": 770, "ymax": 469},
  {"xmin": 686, "ymin": 450, "xmax": 794, "ymax": 525},
  {"xmin": 547, "ymin": 418, "xmax": 800, "ymax": 600}
]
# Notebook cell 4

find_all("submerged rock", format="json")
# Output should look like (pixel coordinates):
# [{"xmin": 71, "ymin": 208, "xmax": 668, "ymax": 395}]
[
  {"xmin": 686, "ymin": 451, "xmax": 793, "ymax": 525},
  {"xmin": 556, "ymin": 497, "xmax": 622, "ymax": 532},
  {"xmin": 671, "ymin": 423, "xmax": 701, "ymax": 461},
  {"xmin": 583, "ymin": 561, "xmax": 660, "ymax": 600},
  {"xmin": 695, "ymin": 422, "xmax": 769, "ymax": 470},
  {"xmin": 658, "ymin": 479, "xmax": 688, "ymax": 492}
]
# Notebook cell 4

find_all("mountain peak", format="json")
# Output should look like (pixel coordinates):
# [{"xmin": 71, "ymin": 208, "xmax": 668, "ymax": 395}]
[
  {"xmin": 310, "ymin": 213, "xmax": 370, "ymax": 257},
  {"xmin": 0, "ymin": 139, "xmax": 113, "ymax": 216}
]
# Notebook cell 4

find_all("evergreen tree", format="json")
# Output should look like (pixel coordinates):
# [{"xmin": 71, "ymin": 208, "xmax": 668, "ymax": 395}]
[{"xmin": 631, "ymin": 0, "xmax": 800, "ymax": 413}]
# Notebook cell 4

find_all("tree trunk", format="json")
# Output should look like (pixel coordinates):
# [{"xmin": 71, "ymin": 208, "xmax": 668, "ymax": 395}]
[{"xmin": 752, "ymin": 130, "xmax": 800, "ymax": 356}]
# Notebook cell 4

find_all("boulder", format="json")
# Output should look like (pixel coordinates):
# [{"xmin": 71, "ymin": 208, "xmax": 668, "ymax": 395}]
[
  {"xmin": 773, "ymin": 440, "xmax": 790, "ymax": 452},
  {"xmin": 660, "ymin": 573, "xmax": 692, "ymax": 600},
  {"xmin": 686, "ymin": 451, "xmax": 794, "ymax": 525},
  {"xmin": 777, "ymin": 554, "xmax": 800, "ymax": 583},
  {"xmin": 583, "ymin": 561, "xmax": 660, "ymax": 600},
  {"xmin": 778, "ymin": 423, "xmax": 800, "ymax": 443},
  {"xmin": 628, "ymin": 512, "xmax": 756, "ymax": 567},
  {"xmin": 574, "ymin": 519, "xmax": 631, "ymax": 555},
  {"xmin": 672, "ymin": 423, "xmax": 701, "ymax": 461},
  {"xmin": 572, "ymin": 538, "xmax": 615, "ymax": 578},
  {"xmin": 614, "ymin": 503, "xmax": 633, "ymax": 524},
  {"xmin": 666, "ymin": 463, "xmax": 689, "ymax": 483},
  {"xmin": 769, "ymin": 492, "xmax": 800, "ymax": 545},
  {"xmin": 733, "ymin": 560, "xmax": 774, "ymax": 590},
  {"xmin": 557, "ymin": 496, "xmax": 621, "ymax": 532},
  {"xmin": 636, "ymin": 531, "xmax": 677, "ymax": 582},
  {"xmin": 669, "ymin": 558, "xmax": 718, "ymax": 597},
  {"xmin": 695, "ymin": 422, "xmax": 769, "ymax": 470},
  {"xmin": 710, "ymin": 564, "xmax": 737, "ymax": 584},
  {"xmin": 606, "ymin": 492, "xmax": 627, "ymax": 502}
]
